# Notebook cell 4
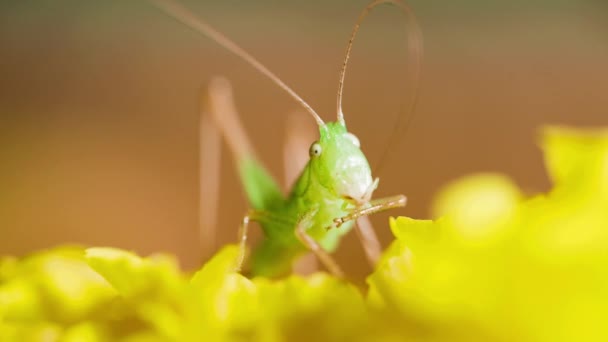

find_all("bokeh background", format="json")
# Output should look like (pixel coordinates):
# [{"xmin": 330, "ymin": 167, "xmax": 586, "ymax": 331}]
[{"xmin": 1, "ymin": 0, "xmax": 607, "ymax": 280}]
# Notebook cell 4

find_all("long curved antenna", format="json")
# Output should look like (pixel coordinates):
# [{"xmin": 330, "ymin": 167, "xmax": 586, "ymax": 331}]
[
  {"xmin": 336, "ymin": 0, "xmax": 423, "ymax": 125},
  {"xmin": 150, "ymin": 0, "xmax": 326, "ymax": 127}
]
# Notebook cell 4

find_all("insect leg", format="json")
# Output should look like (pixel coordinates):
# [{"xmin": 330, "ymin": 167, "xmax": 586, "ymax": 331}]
[
  {"xmin": 207, "ymin": 76, "xmax": 284, "ymax": 212},
  {"xmin": 295, "ymin": 211, "xmax": 345, "ymax": 278},
  {"xmin": 235, "ymin": 214, "xmax": 251, "ymax": 272},
  {"xmin": 203, "ymin": 77, "xmax": 261, "ymax": 267},
  {"xmin": 200, "ymin": 76, "xmax": 253, "ymax": 262},
  {"xmin": 198, "ymin": 85, "xmax": 222, "ymax": 261},
  {"xmin": 329, "ymin": 195, "xmax": 406, "ymax": 267},
  {"xmin": 332, "ymin": 195, "xmax": 407, "ymax": 229},
  {"xmin": 235, "ymin": 209, "xmax": 293, "ymax": 272},
  {"xmin": 206, "ymin": 77, "xmax": 253, "ymax": 163},
  {"xmin": 355, "ymin": 216, "xmax": 382, "ymax": 267},
  {"xmin": 234, "ymin": 210, "xmax": 273, "ymax": 273}
]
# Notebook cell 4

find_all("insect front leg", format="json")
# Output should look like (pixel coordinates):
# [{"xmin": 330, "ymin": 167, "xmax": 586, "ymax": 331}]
[
  {"xmin": 333, "ymin": 195, "xmax": 407, "ymax": 229},
  {"xmin": 329, "ymin": 195, "xmax": 407, "ymax": 267},
  {"xmin": 295, "ymin": 210, "xmax": 345, "ymax": 278},
  {"xmin": 233, "ymin": 209, "xmax": 271, "ymax": 273}
]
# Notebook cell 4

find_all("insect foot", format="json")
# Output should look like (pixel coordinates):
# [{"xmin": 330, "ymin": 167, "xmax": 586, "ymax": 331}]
[{"xmin": 325, "ymin": 217, "xmax": 346, "ymax": 231}]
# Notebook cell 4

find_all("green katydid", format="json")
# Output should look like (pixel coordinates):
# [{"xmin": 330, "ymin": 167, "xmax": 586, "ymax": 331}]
[{"xmin": 151, "ymin": 0, "xmax": 423, "ymax": 278}]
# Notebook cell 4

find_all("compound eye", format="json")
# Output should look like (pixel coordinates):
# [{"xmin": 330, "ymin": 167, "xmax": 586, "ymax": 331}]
[{"xmin": 309, "ymin": 142, "xmax": 322, "ymax": 157}]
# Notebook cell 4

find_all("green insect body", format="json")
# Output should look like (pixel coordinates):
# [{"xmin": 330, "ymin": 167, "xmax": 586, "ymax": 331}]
[
  {"xmin": 152, "ymin": 0, "xmax": 421, "ymax": 277},
  {"xmin": 241, "ymin": 122, "xmax": 373, "ymax": 276}
]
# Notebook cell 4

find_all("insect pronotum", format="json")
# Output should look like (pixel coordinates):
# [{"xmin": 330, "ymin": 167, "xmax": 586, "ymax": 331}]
[{"xmin": 151, "ymin": 0, "xmax": 423, "ymax": 278}]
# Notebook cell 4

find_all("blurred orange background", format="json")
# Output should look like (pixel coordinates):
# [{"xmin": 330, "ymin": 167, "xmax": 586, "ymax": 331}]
[{"xmin": 1, "ymin": 0, "xmax": 607, "ymax": 279}]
